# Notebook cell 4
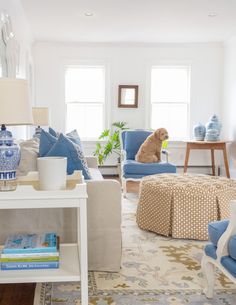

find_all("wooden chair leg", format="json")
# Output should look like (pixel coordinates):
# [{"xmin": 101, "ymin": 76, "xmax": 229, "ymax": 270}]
[
  {"xmin": 201, "ymin": 255, "xmax": 215, "ymax": 298},
  {"xmin": 122, "ymin": 178, "xmax": 127, "ymax": 198}
]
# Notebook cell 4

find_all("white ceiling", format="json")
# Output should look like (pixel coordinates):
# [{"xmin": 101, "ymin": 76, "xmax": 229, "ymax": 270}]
[{"xmin": 20, "ymin": 0, "xmax": 236, "ymax": 43}]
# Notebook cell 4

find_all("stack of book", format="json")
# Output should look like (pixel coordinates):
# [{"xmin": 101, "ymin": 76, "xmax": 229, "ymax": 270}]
[{"xmin": 0, "ymin": 232, "xmax": 59, "ymax": 270}]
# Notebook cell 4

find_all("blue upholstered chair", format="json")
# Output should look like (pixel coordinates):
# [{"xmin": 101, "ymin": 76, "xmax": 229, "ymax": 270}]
[
  {"xmin": 120, "ymin": 130, "xmax": 176, "ymax": 197},
  {"xmin": 201, "ymin": 201, "xmax": 236, "ymax": 298}
]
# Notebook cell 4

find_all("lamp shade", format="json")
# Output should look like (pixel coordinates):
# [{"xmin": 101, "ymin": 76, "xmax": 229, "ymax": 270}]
[
  {"xmin": 0, "ymin": 78, "xmax": 33, "ymax": 125},
  {"xmin": 32, "ymin": 107, "xmax": 49, "ymax": 126}
]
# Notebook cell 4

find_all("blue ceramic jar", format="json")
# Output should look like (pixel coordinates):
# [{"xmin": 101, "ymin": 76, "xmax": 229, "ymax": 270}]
[
  {"xmin": 193, "ymin": 123, "xmax": 206, "ymax": 141},
  {"xmin": 205, "ymin": 115, "xmax": 222, "ymax": 141}
]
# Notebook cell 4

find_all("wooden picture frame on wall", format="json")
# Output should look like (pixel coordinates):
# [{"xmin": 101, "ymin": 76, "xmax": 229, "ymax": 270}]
[{"xmin": 118, "ymin": 85, "xmax": 138, "ymax": 108}]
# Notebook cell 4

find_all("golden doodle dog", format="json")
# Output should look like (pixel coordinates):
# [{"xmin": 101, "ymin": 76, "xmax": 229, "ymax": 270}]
[{"xmin": 135, "ymin": 128, "xmax": 169, "ymax": 163}]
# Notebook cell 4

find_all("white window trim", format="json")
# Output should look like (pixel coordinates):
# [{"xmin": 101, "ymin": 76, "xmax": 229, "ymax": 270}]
[
  {"xmin": 145, "ymin": 61, "xmax": 192, "ymax": 141},
  {"xmin": 63, "ymin": 60, "xmax": 110, "ymax": 141}
]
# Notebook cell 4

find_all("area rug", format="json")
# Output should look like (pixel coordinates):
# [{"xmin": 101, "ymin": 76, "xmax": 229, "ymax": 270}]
[{"xmin": 34, "ymin": 194, "xmax": 236, "ymax": 305}]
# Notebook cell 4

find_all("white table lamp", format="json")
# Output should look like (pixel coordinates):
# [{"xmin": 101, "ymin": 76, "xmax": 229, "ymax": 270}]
[
  {"xmin": 32, "ymin": 107, "xmax": 49, "ymax": 137},
  {"xmin": 0, "ymin": 78, "xmax": 33, "ymax": 191}
]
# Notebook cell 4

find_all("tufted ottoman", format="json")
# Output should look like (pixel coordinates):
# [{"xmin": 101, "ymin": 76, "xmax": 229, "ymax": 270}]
[{"xmin": 137, "ymin": 174, "xmax": 236, "ymax": 240}]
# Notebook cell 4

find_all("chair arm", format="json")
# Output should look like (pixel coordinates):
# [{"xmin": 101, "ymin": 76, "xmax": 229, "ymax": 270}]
[
  {"xmin": 121, "ymin": 150, "xmax": 127, "ymax": 162},
  {"xmin": 85, "ymin": 156, "xmax": 98, "ymax": 168},
  {"xmin": 216, "ymin": 201, "xmax": 236, "ymax": 261}
]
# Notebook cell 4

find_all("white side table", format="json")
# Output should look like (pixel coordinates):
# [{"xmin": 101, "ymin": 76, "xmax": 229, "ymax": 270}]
[{"xmin": 0, "ymin": 175, "xmax": 88, "ymax": 305}]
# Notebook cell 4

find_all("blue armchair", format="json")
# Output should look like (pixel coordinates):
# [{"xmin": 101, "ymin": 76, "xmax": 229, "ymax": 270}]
[
  {"xmin": 201, "ymin": 201, "xmax": 236, "ymax": 298},
  {"xmin": 120, "ymin": 130, "xmax": 176, "ymax": 197}
]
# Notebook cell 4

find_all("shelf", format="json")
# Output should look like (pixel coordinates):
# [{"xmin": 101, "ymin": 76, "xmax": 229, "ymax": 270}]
[{"xmin": 0, "ymin": 244, "xmax": 80, "ymax": 283}]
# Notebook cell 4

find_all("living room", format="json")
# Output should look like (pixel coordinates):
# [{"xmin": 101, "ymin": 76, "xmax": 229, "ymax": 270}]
[{"xmin": 0, "ymin": 0, "xmax": 236, "ymax": 304}]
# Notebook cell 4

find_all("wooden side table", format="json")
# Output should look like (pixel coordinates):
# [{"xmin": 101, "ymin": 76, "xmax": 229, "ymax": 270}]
[{"xmin": 184, "ymin": 141, "xmax": 230, "ymax": 178}]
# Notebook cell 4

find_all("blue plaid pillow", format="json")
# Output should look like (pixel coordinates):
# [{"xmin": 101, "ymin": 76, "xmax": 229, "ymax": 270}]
[{"xmin": 45, "ymin": 133, "xmax": 91, "ymax": 179}]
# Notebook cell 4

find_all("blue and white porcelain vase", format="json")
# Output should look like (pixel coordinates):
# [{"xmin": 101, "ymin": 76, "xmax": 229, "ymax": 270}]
[
  {"xmin": 193, "ymin": 123, "xmax": 206, "ymax": 141},
  {"xmin": 0, "ymin": 125, "xmax": 20, "ymax": 191},
  {"xmin": 205, "ymin": 115, "xmax": 222, "ymax": 141}
]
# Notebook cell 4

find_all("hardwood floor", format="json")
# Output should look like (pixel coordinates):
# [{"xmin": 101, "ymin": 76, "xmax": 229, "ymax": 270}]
[{"xmin": 0, "ymin": 176, "xmax": 138, "ymax": 305}]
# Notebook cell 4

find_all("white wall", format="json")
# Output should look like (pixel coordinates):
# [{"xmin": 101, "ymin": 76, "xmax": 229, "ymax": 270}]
[
  {"xmin": 33, "ymin": 42, "xmax": 223, "ymax": 168},
  {"xmin": 222, "ymin": 36, "xmax": 236, "ymax": 177},
  {"xmin": 0, "ymin": 0, "xmax": 33, "ymax": 139}
]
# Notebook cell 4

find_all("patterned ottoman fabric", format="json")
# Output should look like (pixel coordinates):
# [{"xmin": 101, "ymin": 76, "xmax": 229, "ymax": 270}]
[{"xmin": 137, "ymin": 174, "xmax": 236, "ymax": 240}]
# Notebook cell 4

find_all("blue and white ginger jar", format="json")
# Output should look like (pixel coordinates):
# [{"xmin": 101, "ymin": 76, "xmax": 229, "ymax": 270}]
[
  {"xmin": 193, "ymin": 123, "xmax": 206, "ymax": 141},
  {"xmin": 205, "ymin": 114, "xmax": 222, "ymax": 141},
  {"xmin": 0, "ymin": 127, "xmax": 20, "ymax": 181}
]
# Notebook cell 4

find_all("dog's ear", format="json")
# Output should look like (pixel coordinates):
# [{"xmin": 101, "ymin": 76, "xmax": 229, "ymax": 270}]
[{"xmin": 154, "ymin": 129, "xmax": 161, "ymax": 139}]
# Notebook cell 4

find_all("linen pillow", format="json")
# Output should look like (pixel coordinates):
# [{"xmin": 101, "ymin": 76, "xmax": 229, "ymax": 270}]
[
  {"xmin": 45, "ymin": 133, "xmax": 91, "ymax": 179},
  {"xmin": 39, "ymin": 130, "xmax": 57, "ymax": 157},
  {"xmin": 17, "ymin": 138, "xmax": 39, "ymax": 176}
]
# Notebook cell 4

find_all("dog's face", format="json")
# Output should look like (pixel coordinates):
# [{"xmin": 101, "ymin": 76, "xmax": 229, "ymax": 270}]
[{"xmin": 154, "ymin": 128, "xmax": 169, "ymax": 141}]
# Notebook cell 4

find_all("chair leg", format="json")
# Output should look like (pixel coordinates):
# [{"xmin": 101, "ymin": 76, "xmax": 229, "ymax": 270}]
[
  {"xmin": 122, "ymin": 178, "xmax": 127, "ymax": 198},
  {"xmin": 201, "ymin": 255, "xmax": 215, "ymax": 298}
]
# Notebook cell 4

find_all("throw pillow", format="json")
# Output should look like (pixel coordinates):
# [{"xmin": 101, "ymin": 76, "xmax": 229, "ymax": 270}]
[
  {"xmin": 49, "ymin": 127, "xmax": 57, "ymax": 137},
  {"xmin": 49, "ymin": 128, "xmax": 82, "ymax": 148},
  {"xmin": 45, "ymin": 133, "xmax": 91, "ymax": 179},
  {"xmin": 17, "ymin": 139, "xmax": 39, "ymax": 176},
  {"xmin": 39, "ymin": 129, "xmax": 57, "ymax": 157}
]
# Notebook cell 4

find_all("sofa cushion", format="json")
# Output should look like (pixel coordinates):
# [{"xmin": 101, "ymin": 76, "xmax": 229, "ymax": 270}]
[
  {"xmin": 46, "ymin": 133, "xmax": 91, "ymax": 179},
  {"xmin": 228, "ymin": 235, "xmax": 236, "ymax": 260},
  {"xmin": 208, "ymin": 220, "xmax": 229, "ymax": 247},
  {"xmin": 123, "ymin": 130, "xmax": 152, "ymax": 160},
  {"xmin": 221, "ymin": 256, "xmax": 236, "ymax": 278},
  {"xmin": 123, "ymin": 160, "xmax": 176, "ymax": 176},
  {"xmin": 39, "ymin": 130, "xmax": 57, "ymax": 157},
  {"xmin": 204, "ymin": 243, "xmax": 217, "ymax": 260}
]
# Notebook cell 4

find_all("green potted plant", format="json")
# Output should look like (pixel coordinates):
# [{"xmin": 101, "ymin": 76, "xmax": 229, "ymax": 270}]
[{"xmin": 94, "ymin": 122, "xmax": 128, "ymax": 176}]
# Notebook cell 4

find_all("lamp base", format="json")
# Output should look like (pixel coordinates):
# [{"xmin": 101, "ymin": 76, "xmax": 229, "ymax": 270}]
[
  {"xmin": 0, "ymin": 179, "xmax": 17, "ymax": 191},
  {"xmin": 0, "ymin": 125, "xmax": 20, "ymax": 192}
]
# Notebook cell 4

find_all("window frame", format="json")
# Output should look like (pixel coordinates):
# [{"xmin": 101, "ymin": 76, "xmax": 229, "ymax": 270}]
[
  {"xmin": 147, "ymin": 64, "xmax": 191, "ymax": 141},
  {"xmin": 64, "ymin": 61, "xmax": 109, "ymax": 141}
]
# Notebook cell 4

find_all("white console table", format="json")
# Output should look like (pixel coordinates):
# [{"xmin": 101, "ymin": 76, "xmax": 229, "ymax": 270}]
[{"xmin": 0, "ymin": 178, "xmax": 88, "ymax": 305}]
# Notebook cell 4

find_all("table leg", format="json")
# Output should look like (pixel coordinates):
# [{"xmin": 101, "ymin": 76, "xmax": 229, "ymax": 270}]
[
  {"xmin": 211, "ymin": 149, "xmax": 215, "ymax": 176},
  {"xmin": 78, "ymin": 201, "xmax": 88, "ymax": 305},
  {"xmin": 222, "ymin": 144, "xmax": 230, "ymax": 178},
  {"xmin": 184, "ymin": 144, "xmax": 190, "ymax": 173}
]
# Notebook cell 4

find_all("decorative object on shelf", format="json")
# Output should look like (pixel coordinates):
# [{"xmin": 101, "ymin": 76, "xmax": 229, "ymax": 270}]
[
  {"xmin": 32, "ymin": 107, "xmax": 49, "ymax": 138},
  {"xmin": 205, "ymin": 114, "xmax": 222, "ymax": 141},
  {"xmin": 0, "ymin": 78, "xmax": 33, "ymax": 191},
  {"xmin": 193, "ymin": 123, "xmax": 206, "ymax": 141},
  {"xmin": 37, "ymin": 157, "xmax": 67, "ymax": 190},
  {"xmin": 118, "ymin": 85, "xmax": 138, "ymax": 108},
  {"xmin": 93, "ymin": 121, "xmax": 128, "ymax": 166}
]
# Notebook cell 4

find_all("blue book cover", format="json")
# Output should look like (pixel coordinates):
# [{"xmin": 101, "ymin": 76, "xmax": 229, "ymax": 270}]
[
  {"xmin": 3, "ymin": 233, "xmax": 58, "ymax": 254},
  {"xmin": 1, "ymin": 261, "xmax": 59, "ymax": 270}
]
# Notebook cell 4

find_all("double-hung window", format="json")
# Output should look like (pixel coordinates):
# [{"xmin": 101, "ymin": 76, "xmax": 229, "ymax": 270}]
[
  {"xmin": 150, "ymin": 66, "xmax": 190, "ymax": 140},
  {"xmin": 65, "ymin": 65, "xmax": 106, "ymax": 140}
]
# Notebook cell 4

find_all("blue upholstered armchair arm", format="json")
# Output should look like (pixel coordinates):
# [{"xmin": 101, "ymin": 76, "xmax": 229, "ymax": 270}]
[
  {"xmin": 121, "ymin": 149, "xmax": 127, "ymax": 162},
  {"xmin": 216, "ymin": 202, "xmax": 236, "ymax": 260}
]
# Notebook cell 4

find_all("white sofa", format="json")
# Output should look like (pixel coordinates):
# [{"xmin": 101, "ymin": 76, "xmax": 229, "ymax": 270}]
[{"xmin": 1, "ymin": 140, "xmax": 122, "ymax": 272}]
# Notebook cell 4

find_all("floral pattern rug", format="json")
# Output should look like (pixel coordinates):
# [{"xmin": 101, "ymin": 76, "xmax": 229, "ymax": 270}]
[{"xmin": 34, "ymin": 194, "xmax": 236, "ymax": 305}]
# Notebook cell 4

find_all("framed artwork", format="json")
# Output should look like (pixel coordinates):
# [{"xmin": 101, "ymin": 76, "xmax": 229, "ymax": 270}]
[{"xmin": 118, "ymin": 85, "xmax": 138, "ymax": 108}]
